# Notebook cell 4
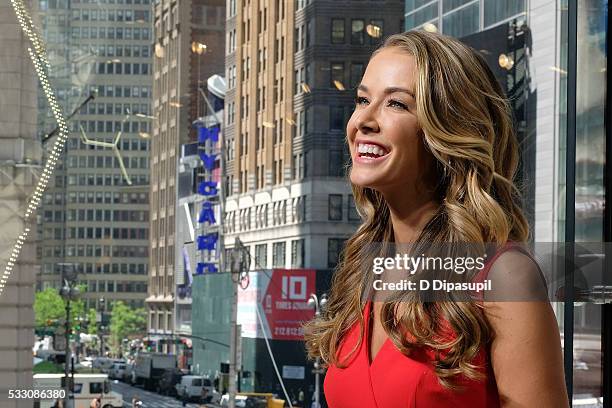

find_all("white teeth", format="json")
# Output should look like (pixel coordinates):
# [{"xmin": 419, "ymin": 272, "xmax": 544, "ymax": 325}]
[{"xmin": 357, "ymin": 143, "xmax": 387, "ymax": 157}]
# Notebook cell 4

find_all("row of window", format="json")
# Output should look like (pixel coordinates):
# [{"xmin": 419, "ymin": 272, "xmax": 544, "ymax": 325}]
[
  {"xmin": 331, "ymin": 18, "xmax": 385, "ymax": 46},
  {"xmin": 44, "ymin": 226, "xmax": 149, "ymax": 240},
  {"xmin": 65, "ymin": 137, "xmax": 149, "ymax": 153},
  {"xmin": 94, "ymin": 61, "xmax": 151, "ymax": 75},
  {"xmin": 88, "ymin": 280, "xmax": 147, "ymax": 293},
  {"xmin": 44, "ymin": 208, "xmax": 148, "ymax": 223},
  {"xmin": 71, "ymin": 26, "xmax": 151, "ymax": 41},
  {"xmin": 79, "ymin": 100, "xmax": 151, "ymax": 116},
  {"xmin": 69, "ymin": 8, "xmax": 150, "ymax": 22},
  {"xmin": 88, "ymin": 85, "xmax": 152, "ymax": 99},
  {"xmin": 232, "ymin": 236, "xmax": 346, "ymax": 269},
  {"xmin": 42, "ymin": 0, "xmax": 151, "ymax": 8},
  {"xmin": 66, "ymin": 154, "xmax": 149, "ymax": 170},
  {"xmin": 41, "ymin": 261, "xmax": 148, "ymax": 275},
  {"xmin": 43, "ymin": 243, "xmax": 148, "ymax": 259},
  {"xmin": 43, "ymin": 191, "xmax": 148, "ymax": 206},
  {"xmin": 90, "ymin": 43, "xmax": 151, "ymax": 58},
  {"xmin": 223, "ymin": 196, "xmax": 306, "ymax": 234},
  {"xmin": 72, "ymin": 119, "xmax": 151, "ymax": 134},
  {"xmin": 405, "ymin": 0, "xmax": 525, "ymax": 32}
]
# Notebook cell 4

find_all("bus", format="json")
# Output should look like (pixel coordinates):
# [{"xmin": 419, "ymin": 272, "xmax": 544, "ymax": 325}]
[{"xmin": 33, "ymin": 373, "xmax": 123, "ymax": 408}]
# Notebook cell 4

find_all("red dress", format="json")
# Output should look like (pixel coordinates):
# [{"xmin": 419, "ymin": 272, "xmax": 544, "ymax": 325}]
[{"xmin": 324, "ymin": 242, "xmax": 526, "ymax": 408}]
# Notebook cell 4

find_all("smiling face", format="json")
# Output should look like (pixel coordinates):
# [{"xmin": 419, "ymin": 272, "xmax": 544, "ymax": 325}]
[{"xmin": 347, "ymin": 47, "xmax": 437, "ymax": 196}]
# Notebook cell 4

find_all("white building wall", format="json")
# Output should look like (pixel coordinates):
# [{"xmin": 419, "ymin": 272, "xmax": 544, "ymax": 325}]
[{"xmin": 0, "ymin": 1, "xmax": 40, "ymax": 405}]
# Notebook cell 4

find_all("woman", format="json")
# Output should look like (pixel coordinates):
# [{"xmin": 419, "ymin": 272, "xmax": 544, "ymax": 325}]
[{"xmin": 303, "ymin": 30, "xmax": 568, "ymax": 407}]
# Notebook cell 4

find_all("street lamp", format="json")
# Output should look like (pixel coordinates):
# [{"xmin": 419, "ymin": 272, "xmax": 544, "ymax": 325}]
[
  {"xmin": 308, "ymin": 293, "xmax": 328, "ymax": 408},
  {"xmin": 59, "ymin": 279, "xmax": 80, "ymax": 408},
  {"xmin": 99, "ymin": 297, "xmax": 105, "ymax": 357}
]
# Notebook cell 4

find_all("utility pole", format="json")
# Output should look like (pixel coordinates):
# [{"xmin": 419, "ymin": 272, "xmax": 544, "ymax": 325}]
[
  {"xmin": 308, "ymin": 293, "xmax": 328, "ymax": 408},
  {"xmin": 228, "ymin": 238, "xmax": 249, "ymax": 408},
  {"xmin": 59, "ymin": 263, "xmax": 80, "ymax": 408}
]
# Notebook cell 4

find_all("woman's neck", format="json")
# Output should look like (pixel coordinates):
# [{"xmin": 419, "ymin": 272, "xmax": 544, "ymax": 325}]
[{"xmin": 384, "ymin": 188, "xmax": 440, "ymax": 243}]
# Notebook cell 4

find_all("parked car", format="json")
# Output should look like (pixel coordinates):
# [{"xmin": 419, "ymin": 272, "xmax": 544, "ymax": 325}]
[
  {"xmin": 156, "ymin": 368, "xmax": 183, "ymax": 396},
  {"xmin": 175, "ymin": 375, "xmax": 219, "ymax": 403},
  {"xmin": 109, "ymin": 362, "xmax": 127, "ymax": 380}
]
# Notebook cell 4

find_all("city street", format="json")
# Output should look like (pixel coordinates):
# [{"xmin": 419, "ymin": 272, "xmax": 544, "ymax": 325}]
[{"xmin": 111, "ymin": 381, "xmax": 218, "ymax": 408}]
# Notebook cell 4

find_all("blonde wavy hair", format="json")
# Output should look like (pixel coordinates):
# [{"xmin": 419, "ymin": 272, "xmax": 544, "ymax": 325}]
[{"xmin": 303, "ymin": 30, "xmax": 530, "ymax": 388}]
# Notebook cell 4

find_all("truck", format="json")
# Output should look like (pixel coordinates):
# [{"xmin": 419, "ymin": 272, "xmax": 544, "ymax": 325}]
[
  {"xmin": 33, "ymin": 373, "xmax": 123, "ymax": 408},
  {"xmin": 131, "ymin": 352, "xmax": 177, "ymax": 390}
]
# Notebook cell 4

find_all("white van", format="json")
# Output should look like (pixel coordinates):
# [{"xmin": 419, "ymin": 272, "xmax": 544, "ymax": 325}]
[
  {"xmin": 33, "ymin": 373, "xmax": 123, "ymax": 408},
  {"xmin": 175, "ymin": 375, "xmax": 220, "ymax": 403}
]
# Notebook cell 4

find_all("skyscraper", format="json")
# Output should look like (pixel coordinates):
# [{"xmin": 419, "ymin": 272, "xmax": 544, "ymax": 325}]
[
  {"xmin": 148, "ymin": 0, "xmax": 225, "ymax": 353},
  {"xmin": 36, "ymin": 0, "xmax": 153, "ymax": 313}
]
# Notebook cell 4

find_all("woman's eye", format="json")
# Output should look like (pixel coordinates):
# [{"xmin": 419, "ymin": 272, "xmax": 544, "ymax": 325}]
[
  {"xmin": 354, "ymin": 96, "xmax": 368, "ymax": 106},
  {"xmin": 388, "ymin": 100, "xmax": 408, "ymax": 110}
]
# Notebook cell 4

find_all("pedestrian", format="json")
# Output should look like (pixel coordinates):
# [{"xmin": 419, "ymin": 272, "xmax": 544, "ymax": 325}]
[
  {"xmin": 298, "ymin": 389, "xmax": 304, "ymax": 407},
  {"xmin": 89, "ymin": 395, "xmax": 101, "ymax": 408},
  {"xmin": 51, "ymin": 398, "xmax": 64, "ymax": 408},
  {"xmin": 131, "ymin": 394, "xmax": 142, "ymax": 408}
]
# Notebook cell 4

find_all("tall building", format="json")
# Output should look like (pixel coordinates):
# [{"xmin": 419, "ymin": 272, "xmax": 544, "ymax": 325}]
[
  {"xmin": 191, "ymin": 0, "xmax": 403, "ymax": 403},
  {"xmin": 0, "ymin": 0, "xmax": 40, "ymax": 404},
  {"xmin": 224, "ymin": 0, "xmax": 404, "ymax": 283},
  {"xmin": 148, "ymin": 0, "xmax": 225, "ymax": 354},
  {"xmin": 36, "ymin": 0, "xmax": 153, "ymax": 312},
  {"xmin": 403, "ymin": 0, "xmax": 609, "ymax": 402}
]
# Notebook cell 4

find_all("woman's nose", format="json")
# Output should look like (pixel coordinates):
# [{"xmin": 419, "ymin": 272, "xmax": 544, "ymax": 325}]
[{"xmin": 356, "ymin": 107, "xmax": 380, "ymax": 133}]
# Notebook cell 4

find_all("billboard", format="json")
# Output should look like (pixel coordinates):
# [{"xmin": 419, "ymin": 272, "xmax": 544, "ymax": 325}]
[{"xmin": 237, "ymin": 268, "xmax": 315, "ymax": 341}]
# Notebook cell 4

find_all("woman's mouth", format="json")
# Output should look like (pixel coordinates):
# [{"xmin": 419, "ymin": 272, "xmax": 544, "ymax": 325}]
[{"xmin": 355, "ymin": 142, "xmax": 390, "ymax": 162}]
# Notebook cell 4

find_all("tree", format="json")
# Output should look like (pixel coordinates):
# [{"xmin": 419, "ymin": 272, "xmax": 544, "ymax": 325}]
[
  {"xmin": 34, "ymin": 288, "xmax": 65, "ymax": 328},
  {"xmin": 34, "ymin": 287, "xmax": 87, "ymax": 332},
  {"xmin": 109, "ymin": 301, "xmax": 146, "ymax": 355},
  {"xmin": 87, "ymin": 308, "xmax": 98, "ymax": 335}
]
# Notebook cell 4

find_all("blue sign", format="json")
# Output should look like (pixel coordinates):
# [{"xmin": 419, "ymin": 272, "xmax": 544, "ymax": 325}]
[{"xmin": 195, "ymin": 124, "xmax": 221, "ymax": 275}]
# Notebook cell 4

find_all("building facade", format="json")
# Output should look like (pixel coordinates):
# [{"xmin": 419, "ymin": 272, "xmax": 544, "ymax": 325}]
[
  {"xmin": 0, "ymin": 1, "xmax": 39, "ymax": 404},
  {"xmin": 148, "ymin": 0, "xmax": 225, "ymax": 353},
  {"xmin": 36, "ymin": 0, "xmax": 153, "ymax": 312}
]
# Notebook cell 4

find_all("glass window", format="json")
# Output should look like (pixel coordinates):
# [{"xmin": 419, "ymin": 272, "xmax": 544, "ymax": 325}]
[
  {"xmin": 330, "ymin": 62, "xmax": 344, "ymax": 88},
  {"xmin": 255, "ymin": 244, "xmax": 267, "ymax": 268},
  {"xmin": 405, "ymin": 2, "xmax": 438, "ymax": 30},
  {"xmin": 348, "ymin": 194, "xmax": 360, "ymax": 221},
  {"xmin": 443, "ymin": 2, "xmax": 479, "ymax": 38},
  {"xmin": 368, "ymin": 19, "xmax": 384, "ymax": 45},
  {"xmin": 328, "ymin": 194, "xmax": 343, "ymax": 221},
  {"xmin": 350, "ymin": 63, "xmax": 364, "ymax": 89},
  {"xmin": 327, "ymin": 238, "xmax": 345, "ymax": 268},
  {"xmin": 272, "ymin": 242, "xmax": 285, "ymax": 267},
  {"xmin": 331, "ymin": 18, "xmax": 344, "ymax": 44},
  {"xmin": 483, "ymin": 0, "xmax": 525, "ymax": 27},
  {"xmin": 351, "ymin": 19, "xmax": 365, "ymax": 45},
  {"xmin": 291, "ymin": 239, "xmax": 304, "ymax": 268},
  {"xmin": 329, "ymin": 106, "xmax": 344, "ymax": 131}
]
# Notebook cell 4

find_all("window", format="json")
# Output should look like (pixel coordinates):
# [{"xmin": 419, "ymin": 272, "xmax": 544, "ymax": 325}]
[
  {"xmin": 331, "ymin": 62, "xmax": 344, "ymax": 88},
  {"xmin": 331, "ymin": 18, "xmax": 345, "ymax": 43},
  {"xmin": 351, "ymin": 19, "xmax": 365, "ymax": 45},
  {"xmin": 483, "ymin": 0, "xmax": 524, "ymax": 27},
  {"xmin": 368, "ymin": 19, "xmax": 384, "ymax": 45},
  {"xmin": 255, "ymin": 244, "xmax": 268, "ymax": 268},
  {"xmin": 291, "ymin": 239, "xmax": 304, "ymax": 268},
  {"xmin": 328, "ymin": 194, "xmax": 343, "ymax": 221},
  {"xmin": 329, "ymin": 106, "xmax": 345, "ymax": 131},
  {"xmin": 328, "ymin": 238, "xmax": 345, "ymax": 268},
  {"xmin": 272, "ymin": 242, "xmax": 285, "ymax": 267},
  {"xmin": 350, "ymin": 63, "xmax": 364, "ymax": 89},
  {"xmin": 90, "ymin": 382, "xmax": 103, "ymax": 394},
  {"xmin": 348, "ymin": 194, "xmax": 360, "ymax": 221}
]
